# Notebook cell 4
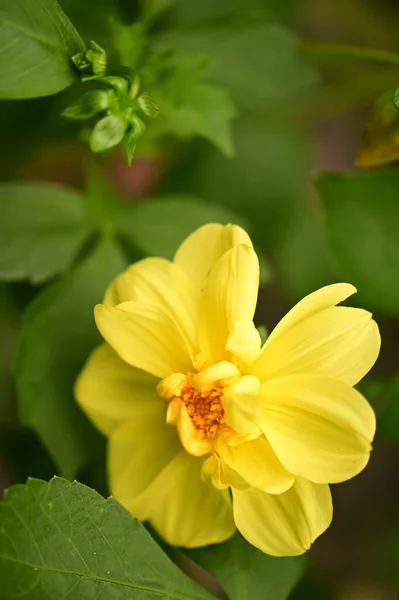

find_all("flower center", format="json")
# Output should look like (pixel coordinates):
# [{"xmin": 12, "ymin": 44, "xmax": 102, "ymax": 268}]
[{"xmin": 181, "ymin": 384, "xmax": 225, "ymax": 438}]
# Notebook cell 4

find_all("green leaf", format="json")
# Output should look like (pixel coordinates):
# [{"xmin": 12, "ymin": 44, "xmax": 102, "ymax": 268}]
[
  {"xmin": 90, "ymin": 114, "xmax": 127, "ymax": 153},
  {"xmin": 0, "ymin": 0, "xmax": 84, "ymax": 99},
  {"xmin": 316, "ymin": 170, "xmax": 399, "ymax": 315},
  {"xmin": 147, "ymin": 53, "xmax": 236, "ymax": 156},
  {"xmin": 188, "ymin": 532, "xmax": 307, "ymax": 600},
  {"xmin": 0, "ymin": 183, "xmax": 93, "ymax": 284},
  {"xmin": 275, "ymin": 203, "xmax": 336, "ymax": 302},
  {"xmin": 117, "ymin": 196, "xmax": 249, "ymax": 259},
  {"xmin": 157, "ymin": 13, "xmax": 315, "ymax": 111},
  {"xmin": 62, "ymin": 89, "xmax": 117, "ymax": 120},
  {"xmin": 14, "ymin": 238, "xmax": 127, "ymax": 478},
  {"xmin": 0, "ymin": 477, "xmax": 213, "ymax": 600}
]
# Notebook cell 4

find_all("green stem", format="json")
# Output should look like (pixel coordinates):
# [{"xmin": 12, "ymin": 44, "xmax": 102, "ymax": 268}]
[{"xmin": 301, "ymin": 41, "xmax": 399, "ymax": 68}]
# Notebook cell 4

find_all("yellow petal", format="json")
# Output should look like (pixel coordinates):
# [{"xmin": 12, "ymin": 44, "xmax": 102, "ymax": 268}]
[
  {"xmin": 253, "ymin": 304, "xmax": 380, "ymax": 386},
  {"xmin": 266, "ymin": 283, "xmax": 356, "ymax": 341},
  {"xmin": 174, "ymin": 223, "xmax": 253, "ymax": 293},
  {"xmin": 108, "ymin": 413, "xmax": 181, "ymax": 515},
  {"xmin": 215, "ymin": 434, "xmax": 294, "ymax": 494},
  {"xmin": 75, "ymin": 343, "xmax": 160, "ymax": 436},
  {"xmin": 176, "ymin": 405, "xmax": 213, "ymax": 457},
  {"xmin": 191, "ymin": 360, "xmax": 240, "ymax": 390},
  {"xmin": 202, "ymin": 454, "xmax": 249, "ymax": 490},
  {"xmin": 95, "ymin": 301, "xmax": 193, "ymax": 379},
  {"xmin": 198, "ymin": 244, "xmax": 260, "ymax": 364},
  {"xmin": 226, "ymin": 320, "xmax": 262, "ymax": 364},
  {"xmin": 134, "ymin": 451, "xmax": 236, "ymax": 547},
  {"xmin": 260, "ymin": 374, "xmax": 376, "ymax": 483},
  {"xmin": 104, "ymin": 257, "xmax": 199, "ymax": 356},
  {"xmin": 222, "ymin": 377, "xmax": 261, "ymax": 434},
  {"xmin": 232, "ymin": 478, "xmax": 332, "ymax": 556}
]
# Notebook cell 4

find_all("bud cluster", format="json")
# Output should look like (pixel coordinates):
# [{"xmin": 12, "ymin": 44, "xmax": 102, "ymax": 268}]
[{"xmin": 64, "ymin": 41, "xmax": 159, "ymax": 165}]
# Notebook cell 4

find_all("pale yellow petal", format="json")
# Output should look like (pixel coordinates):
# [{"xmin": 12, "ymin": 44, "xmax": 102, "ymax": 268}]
[
  {"xmin": 266, "ymin": 283, "xmax": 356, "ymax": 342},
  {"xmin": 215, "ymin": 434, "xmax": 294, "ymax": 494},
  {"xmin": 253, "ymin": 305, "xmax": 380, "ymax": 386},
  {"xmin": 134, "ymin": 451, "xmax": 236, "ymax": 547},
  {"xmin": 225, "ymin": 320, "xmax": 262, "ymax": 364},
  {"xmin": 174, "ymin": 223, "xmax": 253, "ymax": 293},
  {"xmin": 104, "ymin": 257, "xmax": 199, "ymax": 356},
  {"xmin": 95, "ymin": 301, "xmax": 193, "ymax": 379},
  {"xmin": 222, "ymin": 377, "xmax": 261, "ymax": 434},
  {"xmin": 198, "ymin": 244, "xmax": 260, "ymax": 364},
  {"xmin": 260, "ymin": 374, "xmax": 376, "ymax": 484},
  {"xmin": 232, "ymin": 478, "xmax": 332, "ymax": 556},
  {"xmin": 202, "ymin": 454, "xmax": 249, "ymax": 490},
  {"xmin": 75, "ymin": 343, "xmax": 160, "ymax": 436},
  {"xmin": 108, "ymin": 413, "xmax": 181, "ymax": 513},
  {"xmin": 191, "ymin": 361, "xmax": 240, "ymax": 390}
]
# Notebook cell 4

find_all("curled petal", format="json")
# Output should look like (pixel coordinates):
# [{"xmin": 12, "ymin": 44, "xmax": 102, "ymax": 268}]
[{"xmin": 232, "ymin": 478, "xmax": 332, "ymax": 556}]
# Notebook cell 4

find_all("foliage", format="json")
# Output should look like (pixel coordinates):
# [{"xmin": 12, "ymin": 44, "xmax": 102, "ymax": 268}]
[{"xmin": 1, "ymin": 0, "xmax": 399, "ymax": 597}]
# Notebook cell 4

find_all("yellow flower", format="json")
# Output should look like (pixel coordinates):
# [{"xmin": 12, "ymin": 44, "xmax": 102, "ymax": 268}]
[{"xmin": 76, "ymin": 224, "xmax": 380, "ymax": 556}]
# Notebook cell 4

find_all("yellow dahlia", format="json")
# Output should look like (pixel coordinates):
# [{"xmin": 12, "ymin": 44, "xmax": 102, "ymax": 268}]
[{"xmin": 76, "ymin": 223, "xmax": 380, "ymax": 556}]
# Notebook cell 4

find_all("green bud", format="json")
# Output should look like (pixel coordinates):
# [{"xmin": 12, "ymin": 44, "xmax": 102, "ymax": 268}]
[
  {"xmin": 62, "ymin": 89, "xmax": 117, "ymax": 120},
  {"xmin": 137, "ymin": 93, "xmax": 160, "ymax": 118},
  {"xmin": 72, "ymin": 40, "xmax": 107, "ymax": 82},
  {"xmin": 100, "ymin": 75, "xmax": 129, "ymax": 97},
  {"xmin": 90, "ymin": 114, "xmax": 127, "ymax": 153}
]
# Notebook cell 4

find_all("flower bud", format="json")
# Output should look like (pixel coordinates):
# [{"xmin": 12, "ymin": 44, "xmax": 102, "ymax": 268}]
[
  {"xmin": 100, "ymin": 75, "xmax": 129, "ymax": 97},
  {"xmin": 72, "ymin": 40, "xmax": 107, "ymax": 82}
]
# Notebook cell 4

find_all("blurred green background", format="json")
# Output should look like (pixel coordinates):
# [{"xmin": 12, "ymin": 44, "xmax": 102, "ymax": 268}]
[{"xmin": 2, "ymin": 0, "xmax": 399, "ymax": 598}]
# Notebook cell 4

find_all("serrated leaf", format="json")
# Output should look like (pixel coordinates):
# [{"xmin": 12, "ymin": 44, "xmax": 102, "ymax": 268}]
[
  {"xmin": 0, "ymin": 183, "xmax": 93, "ymax": 284},
  {"xmin": 117, "ymin": 196, "xmax": 249, "ymax": 258},
  {"xmin": 0, "ymin": 477, "xmax": 213, "ymax": 600},
  {"xmin": 0, "ymin": 0, "xmax": 84, "ymax": 99},
  {"xmin": 14, "ymin": 238, "xmax": 127, "ymax": 478},
  {"xmin": 188, "ymin": 532, "xmax": 307, "ymax": 600},
  {"xmin": 315, "ymin": 170, "xmax": 399, "ymax": 314}
]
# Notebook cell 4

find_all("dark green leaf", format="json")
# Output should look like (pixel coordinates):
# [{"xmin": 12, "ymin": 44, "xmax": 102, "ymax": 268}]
[
  {"xmin": 90, "ymin": 114, "xmax": 127, "ymax": 153},
  {"xmin": 188, "ymin": 532, "xmax": 307, "ymax": 600},
  {"xmin": 118, "ymin": 196, "xmax": 249, "ymax": 259},
  {"xmin": 14, "ymin": 238, "xmax": 127, "ymax": 478},
  {"xmin": 191, "ymin": 117, "xmax": 310, "ymax": 250},
  {"xmin": 0, "ymin": 477, "xmax": 213, "ymax": 600},
  {"xmin": 275, "ymin": 203, "xmax": 336, "ymax": 302},
  {"xmin": 316, "ymin": 170, "xmax": 399, "ymax": 315},
  {"xmin": 157, "ymin": 14, "xmax": 315, "ymax": 111},
  {"xmin": 0, "ymin": 183, "xmax": 93, "ymax": 284},
  {"xmin": 0, "ymin": 0, "xmax": 84, "ymax": 99}
]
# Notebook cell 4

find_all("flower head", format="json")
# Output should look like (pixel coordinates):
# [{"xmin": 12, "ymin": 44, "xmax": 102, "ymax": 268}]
[{"xmin": 76, "ymin": 224, "xmax": 380, "ymax": 556}]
